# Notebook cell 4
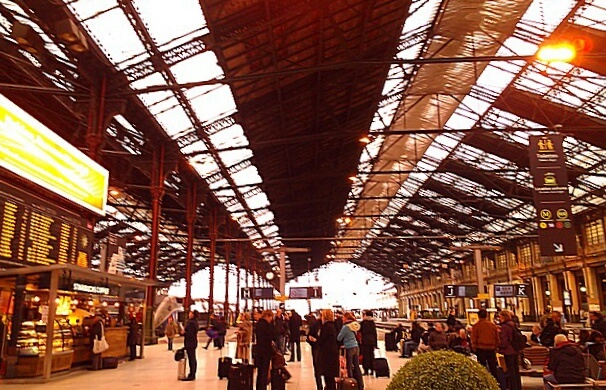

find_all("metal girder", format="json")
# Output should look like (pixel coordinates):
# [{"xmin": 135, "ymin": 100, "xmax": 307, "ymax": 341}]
[
  {"xmin": 494, "ymin": 88, "xmax": 606, "ymax": 149},
  {"xmin": 122, "ymin": 36, "xmax": 210, "ymax": 82}
]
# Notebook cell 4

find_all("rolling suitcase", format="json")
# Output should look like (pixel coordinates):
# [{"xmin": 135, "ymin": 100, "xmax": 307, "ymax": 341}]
[
  {"xmin": 336, "ymin": 377, "xmax": 358, "ymax": 390},
  {"xmin": 373, "ymin": 349, "xmax": 390, "ymax": 378},
  {"xmin": 385, "ymin": 332, "xmax": 398, "ymax": 351},
  {"xmin": 218, "ymin": 356, "xmax": 233, "ymax": 379},
  {"xmin": 228, "ymin": 363, "xmax": 254, "ymax": 390},
  {"xmin": 270, "ymin": 368, "xmax": 286, "ymax": 390},
  {"xmin": 177, "ymin": 355, "xmax": 187, "ymax": 380},
  {"xmin": 102, "ymin": 356, "xmax": 119, "ymax": 369}
]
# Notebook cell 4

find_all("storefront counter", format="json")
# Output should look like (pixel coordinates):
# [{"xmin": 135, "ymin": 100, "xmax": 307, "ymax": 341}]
[
  {"xmin": 102, "ymin": 327, "xmax": 128, "ymax": 358},
  {"xmin": 16, "ymin": 350, "xmax": 73, "ymax": 377}
]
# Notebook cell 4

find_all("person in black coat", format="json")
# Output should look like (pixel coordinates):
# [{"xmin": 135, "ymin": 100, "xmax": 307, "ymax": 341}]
[
  {"xmin": 360, "ymin": 310, "xmax": 377, "ymax": 376},
  {"xmin": 255, "ymin": 310, "xmax": 275, "ymax": 390},
  {"xmin": 543, "ymin": 334, "xmax": 586, "ymax": 388},
  {"xmin": 306, "ymin": 314, "xmax": 323, "ymax": 390},
  {"xmin": 89, "ymin": 315, "xmax": 104, "ymax": 370},
  {"xmin": 127, "ymin": 316, "xmax": 139, "ymax": 360},
  {"xmin": 318, "ymin": 309, "xmax": 339, "ymax": 390},
  {"xmin": 590, "ymin": 311, "xmax": 606, "ymax": 338},
  {"xmin": 288, "ymin": 309, "xmax": 303, "ymax": 362},
  {"xmin": 181, "ymin": 310, "xmax": 199, "ymax": 381}
]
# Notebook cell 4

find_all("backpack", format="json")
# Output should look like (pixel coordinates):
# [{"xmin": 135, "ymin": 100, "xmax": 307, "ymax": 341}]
[{"xmin": 506, "ymin": 323, "xmax": 527, "ymax": 351}]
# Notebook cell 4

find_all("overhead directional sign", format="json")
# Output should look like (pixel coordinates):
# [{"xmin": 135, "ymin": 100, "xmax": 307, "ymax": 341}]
[
  {"xmin": 494, "ymin": 284, "xmax": 530, "ymax": 298},
  {"xmin": 444, "ymin": 285, "xmax": 478, "ymax": 298},
  {"xmin": 240, "ymin": 287, "xmax": 274, "ymax": 299},
  {"xmin": 288, "ymin": 286, "xmax": 323, "ymax": 299},
  {"xmin": 528, "ymin": 134, "xmax": 577, "ymax": 256}
]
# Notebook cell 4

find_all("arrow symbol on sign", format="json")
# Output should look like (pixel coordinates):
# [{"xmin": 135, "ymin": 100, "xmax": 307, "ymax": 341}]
[{"xmin": 553, "ymin": 243, "xmax": 564, "ymax": 253}]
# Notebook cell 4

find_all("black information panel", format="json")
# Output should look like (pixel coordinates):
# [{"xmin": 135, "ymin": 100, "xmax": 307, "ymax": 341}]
[
  {"xmin": 0, "ymin": 181, "xmax": 93, "ymax": 267},
  {"xmin": 528, "ymin": 135, "xmax": 576, "ymax": 256},
  {"xmin": 241, "ymin": 287, "xmax": 274, "ymax": 299},
  {"xmin": 289, "ymin": 286, "xmax": 323, "ymax": 299},
  {"xmin": 494, "ymin": 284, "xmax": 531, "ymax": 298},
  {"xmin": 444, "ymin": 284, "xmax": 479, "ymax": 298}
]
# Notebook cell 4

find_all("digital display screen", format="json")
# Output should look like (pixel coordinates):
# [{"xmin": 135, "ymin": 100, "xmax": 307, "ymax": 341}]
[
  {"xmin": 0, "ymin": 94, "xmax": 109, "ymax": 215},
  {"xmin": 253, "ymin": 288, "xmax": 274, "ymax": 299},
  {"xmin": 494, "ymin": 284, "xmax": 515, "ymax": 298},
  {"xmin": 289, "ymin": 287, "xmax": 308, "ymax": 299},
  {"xmin": 0, "ymin": 180, "xmax": 92, "ymax": 267}
]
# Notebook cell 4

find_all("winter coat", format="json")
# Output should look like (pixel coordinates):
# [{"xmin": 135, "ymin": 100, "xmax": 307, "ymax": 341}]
[
  {"xmin": 337, "ymin": 321, "xmax": 361, "ymax": 349},
  {"xmin": 360, "ymin": 319, "xmax": 377, "ymax": 347},
  {"xmin": 547, "ymin": 342, "xmax": 586, "ymax": 384},
  {"xmin": 255, "ymin": 318, "xmax": 276, "ymax": 357},
  {"xmin": 184, "ymin": 318, "xmax": 198, "ymax": 349},
  {"xmin": 499, "ymin": 320, "xmax": 517, "ymax": 356},
  {"xmin": 471, "ymin": 318, "xmax": 500, "ymax": 351},
  {"xmin": 289, "ymin": 312, "xmax": 303, "ymax": 339},
  {"xmin": 592, "ymin": 317, "xmax": 606, "ymax": 338},
  {"xmin": 165, "ymin": 321, "xmax": 180, "ymax": 339},
  {"xmin": 318, "ymin": 321, "xmax": 339, "ymax": 378},
  {"xmin": 428, "ymin": 330, "xmax": 448, "ymax": 350}
]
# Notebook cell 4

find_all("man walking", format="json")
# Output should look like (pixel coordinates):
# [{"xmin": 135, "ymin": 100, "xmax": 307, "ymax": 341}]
[
  {"xmin": 181, "ymin": 310, "xmax": 199, "ymax": 381},
  {"xmin": 471, "ymin": 309, "xmax": 500, "ymax": 382}
]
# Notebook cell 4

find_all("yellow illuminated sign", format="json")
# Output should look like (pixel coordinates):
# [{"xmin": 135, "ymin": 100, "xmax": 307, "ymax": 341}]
[{"xmin": 0, "ymin": 94, "xmax": 108, "ymax": 215}]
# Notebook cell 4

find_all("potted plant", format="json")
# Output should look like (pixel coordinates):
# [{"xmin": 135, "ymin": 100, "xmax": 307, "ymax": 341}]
[{"xmin": 387, "ymin": 350, "xmax": 499, "ymax": 390}]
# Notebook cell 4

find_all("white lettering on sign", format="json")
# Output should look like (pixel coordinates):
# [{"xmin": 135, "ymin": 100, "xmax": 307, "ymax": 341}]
[{"xmin": 73, "ymin": 282, "xmax": 109, "ymax": 295}]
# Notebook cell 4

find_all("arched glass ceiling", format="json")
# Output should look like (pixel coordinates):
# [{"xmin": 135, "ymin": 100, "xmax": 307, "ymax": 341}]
[{"xmin": 62, "ymin": 0, "xmax": 293, "ymax": 276}]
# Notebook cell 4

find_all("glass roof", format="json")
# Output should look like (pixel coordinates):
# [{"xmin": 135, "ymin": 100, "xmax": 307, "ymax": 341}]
[
  {"xmin": 62, "ymin": 0, "xmax": 292, "ymax": 276},
  {"xmin": 338, "ymin": 0, "xmax": 606, "ymax": 276}
]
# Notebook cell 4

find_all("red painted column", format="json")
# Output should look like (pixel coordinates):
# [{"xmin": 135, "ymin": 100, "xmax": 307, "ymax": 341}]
[
  {"xmin": 185, "ymin": 183, "xmax": 196, "ymax": 314},
  {"xmin": 236, "ymin": 243, "xmax": 242, "ymax": 317},
  {"xmin": 223, "ymin": 220, "xmax": 230, "ymax": 321},
  {"xmin": 146, "ymin": 145, "xmax": 165, "ymax": 308},
  {"xmin": 208, "ymin": 208, "xmax": 217, "ymax": 324}
]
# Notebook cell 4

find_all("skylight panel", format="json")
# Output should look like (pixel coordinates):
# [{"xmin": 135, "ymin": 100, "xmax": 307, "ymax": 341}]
[
  {"xmin": 231, "ymin": 167, "xmax": 260, "ymax": 189},
  {"xmin": 80, "ymin": 7, "xmax": 147, "ymax": 65},
  {"xmin": 155, "ymin": 105, "xmax": 191, "ymax": 138},
  {"xmin": 190, "ymin": 155, "xmax": 220, "ymax": 178},
  {"xmin": 172, "ymin": 51, "xmax": 223, "ymax": 83},
  {"xmin": 65, "ymin": 0, "xmax": 118, "ymax": 21},
  {"xmin": 132, "ymin": 0, "xmax": 205, "ymax": 46},
  {"xmin": 245, "ymin": 192, "xmax": 270, "ymax": 210},
  {"xmin": 131, "ymin": 74, "xmax": 171, "ymax": 105},
  {"xmin": 211, "ymin": 124, "xmax": 248, "ymax": 149},
  {"xmin": 575, "ymin": 1, "xmax": 606, "ymax": 31},
  {"xmin": 189, "ymin": 85, "xmax": 237, "ymax": 124}
]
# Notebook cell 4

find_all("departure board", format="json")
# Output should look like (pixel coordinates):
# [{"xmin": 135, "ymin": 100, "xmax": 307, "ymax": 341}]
[{"xmin": 0, "ymin": 180, "xmax": 93, "ymax": 267}]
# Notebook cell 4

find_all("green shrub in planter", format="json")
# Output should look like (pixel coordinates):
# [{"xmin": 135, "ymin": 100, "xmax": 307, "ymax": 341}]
[{"xmin": 386, "ymin": 350, "xmax": 499, "ymax": 390}]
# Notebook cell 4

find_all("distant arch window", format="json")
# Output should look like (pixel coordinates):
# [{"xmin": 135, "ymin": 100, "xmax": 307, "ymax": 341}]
[{"xmin": 585, "ymin": 219, "xmax": 605, "ymax": 247}]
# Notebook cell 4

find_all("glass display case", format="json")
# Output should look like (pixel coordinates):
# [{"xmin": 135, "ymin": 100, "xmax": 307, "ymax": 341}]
[{"xmin": 17, "ymin": 318, "xmax": 73, "ymax": 356}]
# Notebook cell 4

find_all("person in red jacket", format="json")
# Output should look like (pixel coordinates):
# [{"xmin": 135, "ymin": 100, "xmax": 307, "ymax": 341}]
[{"xmin": 471, "ymin": 309, "xmax": 500, "ymax": 381}]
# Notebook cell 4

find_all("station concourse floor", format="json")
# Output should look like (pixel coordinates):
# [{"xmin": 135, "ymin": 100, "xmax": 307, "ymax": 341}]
[{"xmin": 1, "ymin": 329, "xmax": 545, "ymax": 390}]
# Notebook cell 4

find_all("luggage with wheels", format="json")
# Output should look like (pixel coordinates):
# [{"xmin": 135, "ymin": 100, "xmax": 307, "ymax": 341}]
[
  {"xmin": 177, "ymin": 355, "xmax": 187, "ymax": 380},
  {"xmin": 228, "ymin": 363, "xmax": 254, "ymax": 390},
  {"xmin": 385, "ymin": 332, "xmax": 398, "ymax": 352},
  {"xmin": 218, "ymin": 356, "xmax": 233, "ymax": 379},
  {"xmin": 102, "ymin": 356, "xmax": 118, "ymax": 369},
  {"xmin": 335, "ymin": 377, "xmax": 358, "ymax": 390},
  {"xmin": 270, "ymin": 368, "xmax": 286, "ymax": 390},
  {"xmin": 373, "ymin": 349, "xmax": 390, "ymax": 378}
]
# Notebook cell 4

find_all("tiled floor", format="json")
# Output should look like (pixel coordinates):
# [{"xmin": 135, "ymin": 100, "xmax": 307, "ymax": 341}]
[{"xmin": 1, "ymin": 329, "xmax": 545, "ymax": 389}]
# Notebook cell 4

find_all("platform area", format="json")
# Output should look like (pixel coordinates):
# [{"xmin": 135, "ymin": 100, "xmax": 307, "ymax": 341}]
[{"xmin": 1, "ymin": 329, "xmax": 546, "ymax": 389}]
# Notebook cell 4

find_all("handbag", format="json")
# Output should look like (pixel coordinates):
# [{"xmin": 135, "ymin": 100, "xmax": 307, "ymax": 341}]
[{"xmin": 93, "ymin": 323, "xmax": 110, "ymax": 354}]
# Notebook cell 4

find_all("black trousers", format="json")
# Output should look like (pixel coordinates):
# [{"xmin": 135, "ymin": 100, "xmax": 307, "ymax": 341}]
[
  {"xmin": 476, "ymin": 349, "xmax": 499, "ymax": 380},
  {"xmin": 311, "ymin": 347, "xmax": 323, "ymax": 390},
  {"xmin": 255, "ymin": 354, "xmax": 271, "ymax": 390},
  {"xmin": 504, "ymin": 353, "xmax": 521, "ymax": 390},
  {"xmin": 360, "ymin": 344, "xmax": 375, "ymax": 374},
  {"xmin": 186, "ymin": 347, "xmax": 197, "ymax": 379},
  {"xmin": 289, "ymin": 339, "xmax": 301, "ymax": 361}
]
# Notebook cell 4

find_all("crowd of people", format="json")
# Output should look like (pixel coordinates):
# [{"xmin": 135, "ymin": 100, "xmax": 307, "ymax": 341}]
[{"xmin": 174, "ymin": 307, "xmax": 378, "ymax": 389}]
